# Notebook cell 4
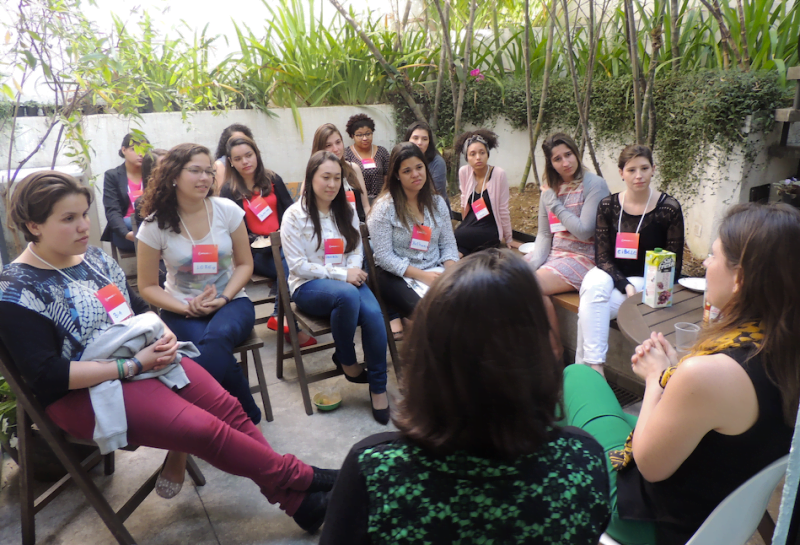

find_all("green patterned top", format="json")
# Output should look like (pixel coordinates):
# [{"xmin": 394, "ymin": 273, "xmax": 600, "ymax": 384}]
[{"xmin": 320, "ymin": 428, "xmax": 611, "ymax": 544}]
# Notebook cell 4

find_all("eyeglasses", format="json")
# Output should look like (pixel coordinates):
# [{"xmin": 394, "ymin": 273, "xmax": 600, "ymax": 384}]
[
  {"xmin": 354, "ymin": 132, "xmax": 373, "ymax": 139},
  {"xmin": 183, "ymin": 167, "xmax": 216, "ymax": 179}
]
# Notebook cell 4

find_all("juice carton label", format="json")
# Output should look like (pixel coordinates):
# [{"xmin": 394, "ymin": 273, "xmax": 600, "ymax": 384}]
[{"xmin": 642, "ymin": 249, "xmax": 676, "ymax": 308}]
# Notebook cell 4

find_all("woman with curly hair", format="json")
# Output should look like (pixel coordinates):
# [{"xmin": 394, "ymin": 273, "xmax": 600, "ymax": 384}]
[
  {"xmin": 403, "ymin": 121, "xmax": 450, "ymax": 211},
  {"xmin": 213, "ymin": 123, "xmax": 254, "ymax": 191},
  {"xmin": 343, "ymin": 113, "xmax": 390, "ymax": 200},
  {"xmin": 311, "ymin": 123, "xmax": 371, "ymax": 221},
  {"xmin": 136, "ymin": 143, "xmax": 262, "ymax": 425},
  {"xmin": 453, "ymin": 129, "xmax": 515, "ymax": 256}
]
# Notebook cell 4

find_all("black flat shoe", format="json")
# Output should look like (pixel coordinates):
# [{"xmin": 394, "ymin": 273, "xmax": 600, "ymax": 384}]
[
  {"xmin": 307, "ymin": 467, "xmax": 339, "ymax": 493},
  {"xmin": 293, "ymin": 490, "xmax": 329, "ymax": 534},
  {"xmin": 332, "ymin": 353, "xmax": 369, "ymax": 384},
  {"xmin": 370, "ymin": 391, "xmax": 390, "ymax": 425}
]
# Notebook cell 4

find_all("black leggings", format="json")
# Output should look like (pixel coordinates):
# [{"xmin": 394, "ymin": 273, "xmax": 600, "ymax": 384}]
[{"xmin": 374, "ymin": 266, "xmax": 421, "ymax": 319}]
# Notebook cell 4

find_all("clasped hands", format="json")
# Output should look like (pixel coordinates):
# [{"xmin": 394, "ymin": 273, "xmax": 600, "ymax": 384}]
[
  {"xmin": 346, "ymin": 268, "xmax": 368, "ymax": 287},
  {"xmin": 184, "ymin": 284, "xmax": 227, "ymax": 318},
  {"xmin": 134, "ymin": 316, "xmax": 179, "ymax": 372},
  {"xmin": 631, "ymin": 331, "xmax": 680, "ymax": 383}
]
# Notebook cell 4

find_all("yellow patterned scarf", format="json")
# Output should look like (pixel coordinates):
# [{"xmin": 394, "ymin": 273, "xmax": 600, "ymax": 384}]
[{"xmin": 609, "ymin": 321, "xmax": 764, "ymax": 471}]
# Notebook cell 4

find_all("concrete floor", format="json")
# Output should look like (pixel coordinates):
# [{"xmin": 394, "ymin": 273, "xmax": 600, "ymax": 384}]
[{"xmin": 0, "ymin": 284, "xmax": 784, "ymax": 544}]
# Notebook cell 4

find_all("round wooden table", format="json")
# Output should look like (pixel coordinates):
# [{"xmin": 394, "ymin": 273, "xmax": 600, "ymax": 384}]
[{"xmin": 617, "ymin": 284, "xmax": 705, "ymax": 345}]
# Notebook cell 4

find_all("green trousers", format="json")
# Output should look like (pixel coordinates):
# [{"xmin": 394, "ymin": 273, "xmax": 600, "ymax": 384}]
[{"xmin": 562, "ymin": 364, "xmax": 658, "ymax": 545}]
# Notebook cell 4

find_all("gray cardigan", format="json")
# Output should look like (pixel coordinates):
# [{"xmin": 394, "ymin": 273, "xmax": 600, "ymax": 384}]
[
  {"xmin": 528, "ymin": 171, "xmax": 610, "ymax": 271},
  {"xmin": 367, "ymin": 194, "xmax": 459, "ymax": 277},
  {"xmin": 428, "ymin": 155, "xmax": 450, "ymax": 211}
]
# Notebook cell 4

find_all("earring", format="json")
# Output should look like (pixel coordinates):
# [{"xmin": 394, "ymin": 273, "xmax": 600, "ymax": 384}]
[{"xmin": 172, "ymin": 182, "xmax": 177, "ymax": 187}]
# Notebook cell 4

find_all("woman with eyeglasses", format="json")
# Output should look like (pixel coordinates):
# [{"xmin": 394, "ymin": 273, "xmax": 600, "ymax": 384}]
[
  {"xmin": 137, "ymin": 143, "xmax": 262, "ymax": 426},
  {"xmin": 343, "ymin": 114, "xmax": 389, "ymax": 201}
]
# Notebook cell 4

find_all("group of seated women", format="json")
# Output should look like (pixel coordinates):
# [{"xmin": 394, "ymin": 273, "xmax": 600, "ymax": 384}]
[{"xmin": 2, "ymin": 114, "xmax": 798, "ymax": 545}]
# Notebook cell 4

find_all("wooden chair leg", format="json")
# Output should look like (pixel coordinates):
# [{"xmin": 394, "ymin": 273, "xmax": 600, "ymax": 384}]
[
  {"xmin": 758, "ymin": 510, "xmax": 776, "ymax": 545},
  {"xmin": 18, "ymin": 406, "xmax": 35, "ymax": 545},
  {"xmin": 285, "ymin": 315, "xmax": 314, "ymax": 415},
  {"xmin": 276, "ymin": 307, "xmax": 285, "ymax": 379},
  {"xmin": 104, "ymin": 451, "xmax": 115, "ymax": 475},
  {"xmin": 240, "ymin": 350, "xmax": 249, "ymax": 381},
  {"xmin": 186, "ymin": 455, "xmax": 206, "ymax": 487},
  {"xmin": 251, "ymin": 348, "xmax": 274, "ymax": 422}
]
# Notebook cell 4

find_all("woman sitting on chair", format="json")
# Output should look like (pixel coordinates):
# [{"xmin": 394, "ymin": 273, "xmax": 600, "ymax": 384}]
[
  {"xmin": 136, "ymin": 143, "xmax": 261, "ymax": 424},
  {"xmin": 403, "ymin": 121, "xmax": 450, "ymax": 211},
  {"xmin": 367, "ymin": 142, "xmax": 458, "ymax": 341},
  {"xmin": 311, "ymin": 123, "xmax": 371, "ymax": 221},
  {"xmin": 218, "ymin": 134, "xmax": 316, "ymax": 348},
  {"xmin": 213, "ymin": 123, "xmax": 254, "ymax": 191},
  {"xmin": 281, "ymin": 151, "xmax": 389, "ymax": 424},
  {"xmin": 563, "ymin": 202, "xmax": 800, "ymax": 544},
  {"xmin": 0, "ymin": 171, "xmax": 334, "ymax": 532},
  {"xmin": 321, "ymin": 250, "xmax": 611, "ymax": 544}
]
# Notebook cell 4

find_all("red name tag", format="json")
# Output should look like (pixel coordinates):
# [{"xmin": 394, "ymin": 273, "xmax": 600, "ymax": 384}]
[
  {"xmin": 548, "ymin": 211, "xmax": 566, "ymax": 233},
  {"xmin": 361, "ymin": 157, "xmax": 376, "ymax": 170},
  {"xmin": 345, "ymin": 190, "xmax": 356, "ymax": 209},
  {"xmin": 96, "ymin": 284, "xmax": 133, "ymax": 324},
  {"xmin": 409, "ymin": 224, "xmax": 432, "ymax": 252},
  {"xmin": 324, "ymin": 238, "xmax": 344, "ymax": 266},
  {"xmin": 471, "ymin": 197, "xmax": 489, "ymax": 220},
  {"xmin": 248, "ymin": 194, "xmax": 273, "ymax": 222},
  {"xmin": 615, "ymin": 232, "xmax": 640, "ymax": 260},
  {"xmin": 192, "ymin": 244, "xmax": 219, "ymax": 274}
]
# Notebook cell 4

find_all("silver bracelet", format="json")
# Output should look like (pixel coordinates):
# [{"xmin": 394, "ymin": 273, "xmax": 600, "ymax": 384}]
[{"xmin": 125, "ymin": 359, "xmax": 136, "ymax": 379}]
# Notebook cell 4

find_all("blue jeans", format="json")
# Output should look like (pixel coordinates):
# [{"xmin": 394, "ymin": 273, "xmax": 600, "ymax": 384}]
[
  {"xmin": 293, "ymin": 279, "xmax": 387, "ymax": 394},
  {"xmin": 112, "ymin": 216, "xmax": 136, "ymax": 253},
  {"xmin": 253, "ymin": 248, "xmax": 287, "ymax": 318},
  {"xmin": 161, "ymin": 297, "xmax": 261, "ymax": 423}
]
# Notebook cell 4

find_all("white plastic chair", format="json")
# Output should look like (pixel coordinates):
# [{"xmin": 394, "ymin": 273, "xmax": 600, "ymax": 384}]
[{"xmin": 599, "ymin": 454, "xmax": 789, "ymax": 545}]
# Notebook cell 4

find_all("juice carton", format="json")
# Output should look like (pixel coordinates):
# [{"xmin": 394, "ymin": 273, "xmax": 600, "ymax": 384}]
[{"xmin": 643, "ymin": 248, "xmax": 676, "ymax": 308}]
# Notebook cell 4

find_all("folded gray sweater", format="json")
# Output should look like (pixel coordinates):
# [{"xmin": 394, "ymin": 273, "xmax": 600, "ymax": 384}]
[{"xmin": 80, "ymin": 313, "xmax": 199, "ymax": 454}]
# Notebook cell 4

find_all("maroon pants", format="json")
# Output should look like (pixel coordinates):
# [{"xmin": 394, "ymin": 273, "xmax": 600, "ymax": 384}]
[{"xmin": 46, "ymin": 358, "xmax": 313, "ymax": 515}]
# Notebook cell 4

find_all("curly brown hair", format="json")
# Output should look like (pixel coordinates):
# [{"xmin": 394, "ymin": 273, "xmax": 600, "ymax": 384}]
[
  {"xmin": 454, "ymin": 128, "xmax": 498, "ymax": 159},
  {"xmin": 139, "ymin": 143, "xmax": 214, "ymax": 234},
  {"xmin": 345, "ymin": 113, "xmax": 375, "ymax": 138}
]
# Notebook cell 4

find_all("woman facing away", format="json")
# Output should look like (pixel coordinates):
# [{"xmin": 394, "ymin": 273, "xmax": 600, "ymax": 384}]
[
  {"xmin": 218, "ymin": 134, "xmax": 316, "ymax": 347},
  {"xmin": 281, "ymin": 151, "xmax": 390, "ymax": 424},
  {"xmin": 563, "ymin": 202, "xmax": 800, "ymax": 544},
  {"xmin": 577, "ymin": 145, "xmax": 683, "ymax": 376},
  {"xmin": 100, "ymin": 132, "xmax": 149, "ymax": 254},
  {"xmin": 403, "ymin": 121, "xmax": 450, "ymax": 212},
  {"xmin": 213, "ymin": 123, "xmax": 254, "ymax": 192},
  {"xmin": 453, "ymin": 129, "xmax": 515, "ymax": 256},
  {"xmin": 525, "ymin": 132, "xmax": 610, "ymax": 359},
  {"xmin": 366, "ymin": 142, "xmax": 459, "ymax": 342},
  {"xmin": 136, "ymin": 143, "xmax": 262, "ymax": 424},
  {"xmin": 0, "ymin": 171, "xmax": 336, "ymax": 533},
  {"xmin": 343, "ymin": 113, "xmax": 390, "ymax": 200},
  {"xmin": 320, "ymin": 250, "xmax": 612, "ymax": 544},
  {"xmin": 311, "ymin": 123, "xmax": 371, "ymax": 221}
]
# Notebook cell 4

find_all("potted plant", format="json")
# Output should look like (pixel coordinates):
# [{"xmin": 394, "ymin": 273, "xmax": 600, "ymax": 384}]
[{"xmin": 774, "ymin": 178, "xmax": 800, "ymax": 209}]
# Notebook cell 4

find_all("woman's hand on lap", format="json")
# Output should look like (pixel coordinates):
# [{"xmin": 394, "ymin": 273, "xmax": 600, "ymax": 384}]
[
  {"xmin": 155, "ymin": 323, "xmax": 179, "ymax": 365},
  {"xmin": 631, "ymin": 331, "xmax": 672, "ymax": 382},
  {"xmin": 346, "ymin": 268, "xmax": 368, "ymax": 287},
  {"xmin": 136, "ymin": 337, "xmax": 179, "ymax": 372},
  {"xmin": 185, "ymin": 285, "xmax": 216, "ymax": 317},
  {"xmin": 418, "ymin": 270, "xmax": 441, "ymax": 286}
]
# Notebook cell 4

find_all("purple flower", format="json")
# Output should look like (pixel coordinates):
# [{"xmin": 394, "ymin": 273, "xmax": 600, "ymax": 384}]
[{"xmin": 470, "ymin": 68, "xmax": 484, "ymax": 81}]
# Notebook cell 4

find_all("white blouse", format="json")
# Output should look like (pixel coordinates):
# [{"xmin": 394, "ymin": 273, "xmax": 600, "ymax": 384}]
[{"xmin": 281, "ymin": 199, "xmax": 363, "ymax": 295}]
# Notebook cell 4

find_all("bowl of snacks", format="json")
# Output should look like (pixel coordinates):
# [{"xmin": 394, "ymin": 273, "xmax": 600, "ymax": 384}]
[{"xmin": 313, "ymin": 391, "xmax": 342, "ymax": 412}]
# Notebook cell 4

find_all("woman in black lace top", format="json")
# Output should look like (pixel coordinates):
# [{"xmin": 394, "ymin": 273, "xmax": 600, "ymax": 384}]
[{"xmin": 577, "ymin": 145, "xmax": 684, "ymax": 375}]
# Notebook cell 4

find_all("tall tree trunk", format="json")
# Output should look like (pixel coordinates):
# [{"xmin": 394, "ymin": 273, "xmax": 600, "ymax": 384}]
[
  {"xmin": 624, "ymin": 0, "xmax": 644, "ymax": 144},
  {"xmin": 670, "ymin": 0, "xmax": 680, "ymax": 71},
  {"xmin": 328, "ymin": 0, "xmax": 427, "ymax": 124},
  {"xmin": 431, "ymin": 13, "xmax": 448, "ymax": 133},
  {"xmin": 491, "ymin": 5, "xmax": 505, "ymax": 74},
  {"xmin": 580, "ymin": 0, "xmax": 605, "ymax": 155},
  {"xmin": 559, "ymin": 0, "xmax": 603, "ymax": 178},
  {"xmin": 433, "ymin": 0, "xmax": 459, "ymax": 114},
  {"xmin": 522, "ymin": 0, "xmax": 535, "ymax": 191},
  {"xmin": 450, "ymin": 0, "xmax": 478, "ymax": 194},
  {"xmin": 734, "ymin": 0, "xmax": 750, "ymax": 67},
  {"xmin": 643, "ymin": 21, "xmax": 664, "ymax": 149},
  {"xmin": 697, "ymin": 0, "xmax": 745, "ymax": 69}
]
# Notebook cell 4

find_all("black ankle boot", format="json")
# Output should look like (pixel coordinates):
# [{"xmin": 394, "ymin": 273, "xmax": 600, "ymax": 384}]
[
  {"xmin": 307, "ymin": 467, "xmax": 339, "ymax": 493},
  {"xmin": 293, "ymin": 491, "xmax": 329, "ymax": 533},
  {"xmin": 333, "ymin": 353, "xmax": 369, "ymax": 384}
]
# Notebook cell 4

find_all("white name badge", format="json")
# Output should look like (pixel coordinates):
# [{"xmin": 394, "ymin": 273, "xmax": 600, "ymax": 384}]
[
  {"xmin": 192, "ymin": 244, "xmax": 219, "ymax": 275},
  {"xmin": 615, "ymin": 233, "xmax": 640, "ymax": 260},
  {"xmin": 324, "ymin": 238, "xmax": 344, "ymax": 266},
  {"xmin": 248, "ymin": 195, "xmax": 273, "ymax": 222},
  {"xmin": 472, "ymin": 197, "xmax": 490, "ymax": 220},
  {"xmin": 548, "ymin": 211, "xmax": 566, "ymax": 233},
  {"xmin": 96, "ymin": 284, "xmax": 133, "ymax": 324},
  {"xmin": 409, "ymin": 224, "xmax": 432, "ymax": 252}
]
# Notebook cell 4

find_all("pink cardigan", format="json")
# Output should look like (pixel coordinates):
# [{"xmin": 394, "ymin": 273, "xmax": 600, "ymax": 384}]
[{"xmin": 458, "ymin": 165, "xmax": 513, "ymax": 244}]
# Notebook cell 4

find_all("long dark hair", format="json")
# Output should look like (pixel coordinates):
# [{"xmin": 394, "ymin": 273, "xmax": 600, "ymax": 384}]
[
  {"xmin": 404, "ymin": 121, "xmax": 440, "ymax": 164},
  {"xmin": 214, "ymin": 123, "xmax": 253, "ymax": 160},
  {"xmin": 139, "ymin": 143, "xmax": 214, "ymax": 234},
  {"xmin": 223, "ymin": 136, "xmax": 276, "ymax": 200},
  {"xmin": 311, "ymin": 123, "xmax": 360, "ymax": 192},
  {"xmin": 376, "ymin": 142, "xmax": 437, "ymax": 230},
  {"xmin": 302, "ymin": 151, "xmax": 360, "ymax": 253},
  {"xmin": 698, "ymin": 203, "xmax": 800, "ymax": 425},
  {"xmin": 394, "ymin": 249, "xmax": 562, "ymax": 458},
  {"xmin": 542, "ymin": 132, "xmax": 584, "ymax": 192}
]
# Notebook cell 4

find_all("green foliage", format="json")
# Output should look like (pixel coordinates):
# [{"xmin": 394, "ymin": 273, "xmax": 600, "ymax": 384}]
[{"xmin": 392, "ymin": 70, "xmax": 790, "ymax": 196}]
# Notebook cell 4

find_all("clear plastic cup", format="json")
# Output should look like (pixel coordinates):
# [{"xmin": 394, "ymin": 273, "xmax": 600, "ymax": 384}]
[{"xmin": 675, "ymin": 322, "xmax": 701, "ymax": 356}]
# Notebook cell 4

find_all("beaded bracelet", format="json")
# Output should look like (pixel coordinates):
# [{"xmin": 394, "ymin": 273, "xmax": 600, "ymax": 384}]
[
  {"xmin": 116, "ymin": 359, "xmax": 126, "ymax": 380},
  {"xmin": 131, "ymin": 356, "xmax": 143, "ymax": 374}
]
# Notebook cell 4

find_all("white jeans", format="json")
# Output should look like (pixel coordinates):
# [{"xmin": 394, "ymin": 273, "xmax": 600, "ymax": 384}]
[{"xmin": 576, "ymin": 267, "xmax": 645, "ymax": 365}]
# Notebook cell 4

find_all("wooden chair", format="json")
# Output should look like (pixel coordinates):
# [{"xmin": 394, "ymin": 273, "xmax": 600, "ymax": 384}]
[
  {"xmin": 0, "ymin": 338, "xmax": 205, "ymax": 545},
  {"xmin": 269, "ymin": 230, "xmax": 399, "ymax": 415},
  {"xmin": 234, "ymin": 329, "xmax": 274, "ymax": 422}
]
